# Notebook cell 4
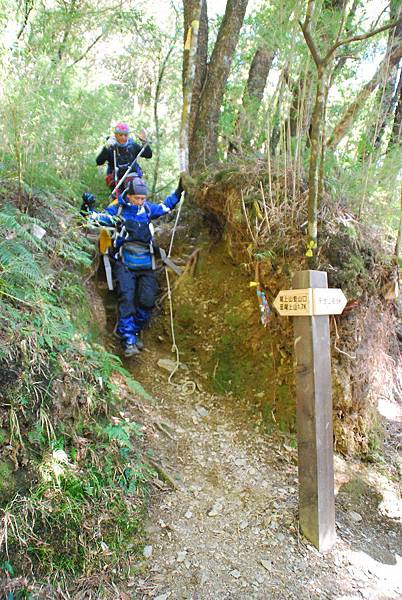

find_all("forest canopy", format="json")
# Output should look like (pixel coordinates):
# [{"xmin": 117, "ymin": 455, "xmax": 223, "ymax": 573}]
[{"xmin": 0, "ymin": 0, "xmax": 400, "ymax": 234}]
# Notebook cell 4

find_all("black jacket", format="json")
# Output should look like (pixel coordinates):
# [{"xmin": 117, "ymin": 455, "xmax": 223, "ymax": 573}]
[{"xmin": 96, "ymin": 139, "xmax": 152, "ymax": 179}]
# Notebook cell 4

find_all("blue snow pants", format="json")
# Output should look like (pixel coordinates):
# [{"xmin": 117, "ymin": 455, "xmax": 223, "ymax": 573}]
[{"xmin": 113, "ymin": 262, "xmax": 159, "ymax": 344}]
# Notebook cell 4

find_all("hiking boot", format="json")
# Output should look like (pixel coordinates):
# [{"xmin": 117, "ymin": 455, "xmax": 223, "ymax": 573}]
[{"xmin": 123, "ymin": 343, "xmax": 140, "ymax": 357}]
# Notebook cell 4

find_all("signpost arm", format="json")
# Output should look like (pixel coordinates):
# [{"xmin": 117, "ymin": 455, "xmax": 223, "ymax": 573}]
[{"xmin": 292, "ymin": 270, "xmax": 336, "ymax": 552}]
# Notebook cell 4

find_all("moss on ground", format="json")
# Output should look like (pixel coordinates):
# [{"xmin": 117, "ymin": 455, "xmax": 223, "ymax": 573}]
[{"xmin": 173, "ymin": 243, "xmax": 296, "ymax": 432}]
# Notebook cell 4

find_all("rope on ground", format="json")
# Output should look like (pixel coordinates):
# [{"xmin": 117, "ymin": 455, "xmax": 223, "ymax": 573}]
[
  {"xmin": 165, "ymin": 266, "xmax": 180, "ymax": 385},
  {"xmin": 166, "ymin": 195, "xmax": 183, "ymax": 385},
  {"xmin": 165, "ymin": 194, "xmax": 196, "ymax": 394}
]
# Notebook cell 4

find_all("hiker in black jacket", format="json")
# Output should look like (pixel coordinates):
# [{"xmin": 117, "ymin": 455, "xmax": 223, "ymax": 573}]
[{"xmin": 96, "ymin": 122, "xmax": 152, "ymax": 192}]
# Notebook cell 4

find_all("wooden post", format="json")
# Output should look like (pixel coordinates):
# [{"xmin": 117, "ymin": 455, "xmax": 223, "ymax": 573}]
[{"xmin": 292, "ymin": 270, "xmax": 336, "ymax": 552}]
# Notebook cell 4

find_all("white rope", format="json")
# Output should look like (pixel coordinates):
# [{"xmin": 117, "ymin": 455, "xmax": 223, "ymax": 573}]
[
  {"xmin": 164, "ymin": 194, "xmax": 197, "ymax": 395},
  {"xmin": 166, "ymin": 195, "xmax": 183, "ymax": 385},
  {"xmin": 166, "ymin": 265, "xmax": 180, "ymax": 385}
]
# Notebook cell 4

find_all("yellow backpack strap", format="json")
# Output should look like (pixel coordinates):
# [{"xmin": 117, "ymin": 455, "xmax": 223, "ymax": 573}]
[
  {"xmin": 99, "ymin": 228, "xmax": 112, "ymax": 254},
  {"xmin": 98, "ymin": 200, "xmax": 122, "ymax": 254}
]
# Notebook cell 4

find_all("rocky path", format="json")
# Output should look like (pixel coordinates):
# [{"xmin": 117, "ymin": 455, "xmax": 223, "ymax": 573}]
[{"xmin": 127, "ymin": 347, "xmax": 402, "ymax": 600}]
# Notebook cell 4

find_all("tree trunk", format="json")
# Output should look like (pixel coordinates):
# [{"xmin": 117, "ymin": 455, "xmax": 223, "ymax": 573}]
[
  {"xmin": 270, "ymin": 66, "xmax": 289, "ymax": 155},
  {"xmin": 288, "ymin": 70, "xmax": 316, "ymax": 139},
  {"xmin": 180, "ymin": 3, "xmax": 202, "ymax": 173},
  {"xmin": 307, "ymin": 64, "xmax": 328, "ymax": 251},
  {"xmin": 230, "ymin": 46, "xmax": 276, "ymax": 152},
  {"xmin": 189, "ymin": 0, "xmax": 249, "ymax": 171},
  {"xmin": 244, "ymin": 47, "xmax": 275, "ymax": 110},
  {"xmin": 363, "ymin": 1, "xmax": 402, "ymax": 153},
  {"xmin": 327, "ymin": 44, "xmax": 402, "ymax": 150},
  {"xmin": 388, "ymin": 67, "xmax": 402, "ymax": 149},
  {"xmin": 183, "ymin": 0, "xmax": 208, "ymax": 144}
]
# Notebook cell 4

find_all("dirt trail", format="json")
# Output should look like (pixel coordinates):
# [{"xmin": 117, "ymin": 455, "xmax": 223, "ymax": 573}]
[{"xmin": 125, "ymin": 344, "xmax": 402, "ymax": 600}]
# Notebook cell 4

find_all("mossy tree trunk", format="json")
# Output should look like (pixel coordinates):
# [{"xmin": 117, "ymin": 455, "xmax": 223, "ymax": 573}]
[
  {"xmin": 229, "ymin": 46, "xmax": 276, "ymax": 153},
  {"xmin": 183, "ymin": 0, "xmax": 249, "ymax": 172},
  {"xmin": 180, "ymin": 2, "xmax": 202, "ymax": 173},
  {"xmin": 183, "ymin": 0, "xmax": 208, "ymax": 145},
  {"xmin": 387, "ymin": 65, "xmax": 402, "ymax": 151}
]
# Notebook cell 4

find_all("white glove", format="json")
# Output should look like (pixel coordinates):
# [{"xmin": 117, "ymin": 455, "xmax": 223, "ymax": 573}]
[{"xmin": 106, "ymin": 136, "xmax": 117, "ymax": 148}]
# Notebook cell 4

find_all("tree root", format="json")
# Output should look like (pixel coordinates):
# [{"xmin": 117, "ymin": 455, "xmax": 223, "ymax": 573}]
[{"xmin": 145, "ymin": 457, "xmax": 181, "ymax": 490}]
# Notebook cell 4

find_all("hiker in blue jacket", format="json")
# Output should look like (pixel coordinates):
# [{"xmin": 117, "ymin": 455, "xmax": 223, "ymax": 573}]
[{"xmin": 82, "ymin": 176, "xmax": 183, "ymax": 356}]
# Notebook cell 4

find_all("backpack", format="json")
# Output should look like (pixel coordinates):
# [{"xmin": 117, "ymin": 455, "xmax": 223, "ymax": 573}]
[{"xmin": 117, "ymin": 204, "xmax": 155, "ymax": 271}]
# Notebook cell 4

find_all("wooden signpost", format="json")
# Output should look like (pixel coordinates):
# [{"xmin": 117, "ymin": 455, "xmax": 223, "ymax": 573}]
[{"xmin": 273, "ymin": 270, "xmax": 347, "ymax": 552}]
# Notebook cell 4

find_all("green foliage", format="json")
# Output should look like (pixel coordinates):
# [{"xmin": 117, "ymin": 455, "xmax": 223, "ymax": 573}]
[
  {"xmin": 0, "ymin": 181, "xmax": 153, "ymax": 587},
  {"xmin": 6, "ymin": 419, "xmax": 145, "ymax": 579},
  {"xmin": 104, "ymin": 421, "xmax": 142, "ymax": 450},
  {"xmin": 0, "ymin": 460, "xmax": 15, "ymax": 501}
]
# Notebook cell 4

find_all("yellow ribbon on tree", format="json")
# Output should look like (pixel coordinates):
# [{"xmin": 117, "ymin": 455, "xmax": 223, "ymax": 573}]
[{"xmin": 305, "ymin": 239, "xmax": 317, "ymax": 257}]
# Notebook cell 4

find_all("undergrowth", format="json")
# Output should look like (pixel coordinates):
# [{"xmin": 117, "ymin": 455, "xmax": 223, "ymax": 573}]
[
  {"xmin": 188, "ymin": 157, "xmax": 401, "ymax": 456},
  {"xmin": 0, "ymin": 190, "xmax": 153, "ymax": 596}
]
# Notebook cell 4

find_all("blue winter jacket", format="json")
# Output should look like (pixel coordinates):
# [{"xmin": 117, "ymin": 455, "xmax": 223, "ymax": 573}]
[{"xmin": 88, "ymin": 189, "xmax": 181, "ymax": 260}]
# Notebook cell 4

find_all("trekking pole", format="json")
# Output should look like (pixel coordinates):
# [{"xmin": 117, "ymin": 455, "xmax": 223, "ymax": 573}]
[
  {"xmin": 113, "ymin": 146, "xmax": 120, "ymax": 198},
  {"xmin": 111, "ymin": 142, "xmax": 150, "ymax": 196}
]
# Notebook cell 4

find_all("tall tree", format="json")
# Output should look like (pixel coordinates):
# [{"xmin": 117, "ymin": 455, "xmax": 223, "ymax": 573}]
[
  {"xmin": 229, "ymin": 45, "xmax": 276, "ymax": 153},
  {"xmin": 327, "ymin": 3, "xmax": 402, "ymax": 151},
  {"xmin": 183, "ymin": 0, "xmax": 208, "ymax": 145},
  {"xmin": 300, "ymin": 0, "xmax": 402, "ymax": 256},
  {"xmin": 356, "ymin": 0, "xmax": 402, "ymax": 155},
  {"xmin": 388, "ymin": 67, "xmax": 402, "ymax": 149},
  {"xmin": 183, "ymin": 0, "xmax": 249, "ymax": 171}
]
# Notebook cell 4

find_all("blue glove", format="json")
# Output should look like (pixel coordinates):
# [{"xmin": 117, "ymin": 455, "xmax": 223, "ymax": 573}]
[{"xmin": 80, "ymin": 192, "xmax": 96, "ymax": 215}]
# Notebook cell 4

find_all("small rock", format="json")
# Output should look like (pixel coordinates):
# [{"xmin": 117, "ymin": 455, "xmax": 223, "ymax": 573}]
[
  {"xmin": 260, "ymin": 559, "xmax": 272, "ymax": 571},
  {"xmin": 157, "ymin": 358, "xmax": 178, "ymax": 373},
  {"xmin": 239, "ymin": 520, "xmax": 249, "ymax": 530},
  {"xmin": 230, "ymin": 569, "xmax": 241, "ymax": 579},
  {"xmin": 143, "ymin": 545, "xmax": 153, "ymax": 558},
  {"xmin": 348, "ymin": 511, "xmax": 363, "ymax": 523},
  {"xmin": 234, "ymin": 458, "xmax": 247, "ymax": 467},
  {"xmin": 185, "ymin": 511, "xmax": 193, "ymax": 519},
  {"xmin": 200, "ymin": 571, "xmax": 209, "ymax": 584},
  {"xmin": 277, "ymin": 533, "xmax": 286, "ymax": 542},
  {"xmin": 208, "ymin": 501, "xmax": 224, "ymax": 517},
  {"xmin": 176, "ymin": 550, "xmax": 187, "ymax": 562},
  {"xmin": 195, "ymin": 406, "xmax": 209, "ymax": 417},
  {"xmin": 155, "ymin": 594, "xmax": 171, "ymax": 600},
  {"xmin": 255, "ymin": 573, "xmax": 265, "ymax": 584}
]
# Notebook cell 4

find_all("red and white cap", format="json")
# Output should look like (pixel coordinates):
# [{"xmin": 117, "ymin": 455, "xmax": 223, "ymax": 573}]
[{"xmin": 114, "ymin": 122, "xmax": 130, "ymax": 134}]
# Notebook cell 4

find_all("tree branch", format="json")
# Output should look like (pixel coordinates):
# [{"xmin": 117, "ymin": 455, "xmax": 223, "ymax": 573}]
[
  {"xmin": 16, "ymin": 0, "xmax": 35, "ymax": 40},
  {"xmin": 67, "ymin": 32, "xmax": 104, "ymax": 67},
  {"xmin": 299, "ymin": 20, "xmax": 322, "ymax": 66},
  {"xmin": 324, "ymin": 15, "xmax": 402, "ymax": 62}
]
